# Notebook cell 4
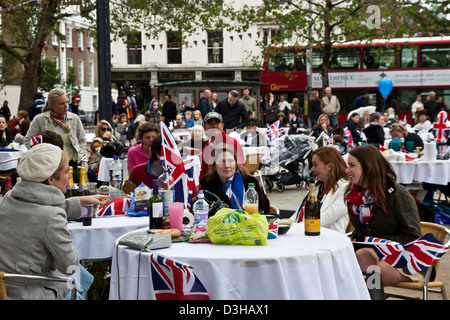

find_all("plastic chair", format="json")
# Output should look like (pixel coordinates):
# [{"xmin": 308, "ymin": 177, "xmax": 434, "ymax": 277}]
[
  {"xmin": 245, "ymin": 153, "xmax": 266, "ymax": 194},
  {"xmin": 0, "ymin": 272, "xmax": 77, "ymax": 300},
  {"xmin": 387, "ymin": 221, "xmax": 450, "ymax": 300}
]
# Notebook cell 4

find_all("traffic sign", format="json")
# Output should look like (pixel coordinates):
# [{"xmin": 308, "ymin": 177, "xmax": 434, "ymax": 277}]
[{"xmin": 73, "ymin": 94, "xmax": 81, "ymax": 103}]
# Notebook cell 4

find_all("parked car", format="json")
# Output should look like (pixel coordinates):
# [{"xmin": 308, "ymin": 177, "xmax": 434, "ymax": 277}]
[{"xmin": 78, "ymin": 109, "xmax": 89, "ymax": 127}]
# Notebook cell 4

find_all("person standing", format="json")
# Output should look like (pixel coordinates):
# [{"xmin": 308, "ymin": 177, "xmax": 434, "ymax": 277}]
[
  {"xmin": 0, "ymin": 101, "xmax": 11, "ymax": 122},
  {"xmin": 68, "ymin": 96, "xmax": 79, "ymax": 115},
  {"xmin": 24, "ymin": 88, "xmax": 87, "ymax": 184},
  {"xmin": 28, "ymin": 92, "xmax": 45, "ymax": 121},
  {"xmin": 198, "ymin": 89, "xmax": 212, "ymax": 119},
  {"xmin": 215, "ymin": 90, "xmax": 248, "ymax": 130},
  {"xmin": 321, "ymin": 87, "xmax": 340, "ymax": 129},
  {"xmin": 411, "ymin": 95, "xmax": 423, "ymax": 122},
  {"xmin": 351, "ymin": 90, "xmax": 369, "ymax": 111},
  {"xmin": 264, "ymin": 92, "xmax": 280, "ymax": 125},
  {"xmin": 424, "ymin": 91, "xmax": 442, "ymax": 122},
  {"xmin": 161, "ymin": 94, "xmax": 177, "ymax": 127},
  {"xmin": 240, "ymin": 87, "xmax": 257, "ymax": 120},
  {"xmin": 309, "ymin": 90, "xmax": 321, "ymax": 127}
]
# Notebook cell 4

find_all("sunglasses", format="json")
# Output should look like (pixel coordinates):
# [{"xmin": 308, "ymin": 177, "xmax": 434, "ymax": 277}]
[{"xmin": 101, "ymin": 127, "xmax": 112, "ymax": 132}]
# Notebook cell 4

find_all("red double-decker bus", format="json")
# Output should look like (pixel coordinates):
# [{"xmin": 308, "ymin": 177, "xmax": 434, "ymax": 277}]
[{"xmin": 260, "ymin": 37, "xmax": 450, "ymax": 126}]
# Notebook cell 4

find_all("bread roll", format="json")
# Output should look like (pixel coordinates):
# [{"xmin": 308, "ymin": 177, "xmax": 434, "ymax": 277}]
[{"xmin": 151, "ymin": 228, "xmax": 182, "ymax": 238}]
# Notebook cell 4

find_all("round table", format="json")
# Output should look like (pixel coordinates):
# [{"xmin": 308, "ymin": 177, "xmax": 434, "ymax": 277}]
[
  {"xmin": 0, "ymin": 149, "xmax": 26, "ymax": 171},
  {"xmin": 109, "ymin": 223, "xmax": 370, "ymax": 300},
  {"xmin": 68, "ymin": 216, "xmax": 149, "ymax": 260},
  {"xmin": 390, "ymin": 159, "xmax": 450, "ymax": 185}
]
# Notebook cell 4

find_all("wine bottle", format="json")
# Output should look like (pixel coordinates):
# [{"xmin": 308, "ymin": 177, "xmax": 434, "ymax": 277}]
[
  {"xmin": 149, "ymin": 180, "xmax": 163, "ymax": 229},
  {"xmin": 2, "ymin": 177, "xmax": 12, "ymax": 196},
  {"xmin": 77, "ymin": 167, "xmax": 90, "ymax": 197},
  {"xmin": 65, "ymin": 166, "xmax": 76, "ymax": 198},
  {"xmin": 304, "ymin": 172, "xmax": 320, "ymax": 236}
]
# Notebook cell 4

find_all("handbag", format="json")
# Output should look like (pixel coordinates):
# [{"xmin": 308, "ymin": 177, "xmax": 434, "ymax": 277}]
[
  {"xmin": 118, "ymin": 230, "xmax": 172, "ymax": 251},
  {"xmin": 190, "ymin": 190, "xmax": 228, "ymax": 217}
]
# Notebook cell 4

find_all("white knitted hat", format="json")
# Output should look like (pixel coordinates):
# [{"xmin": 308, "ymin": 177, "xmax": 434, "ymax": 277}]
[{"xmin": 17, "ymin": 143, "xmax": 62, "ymax": 182}]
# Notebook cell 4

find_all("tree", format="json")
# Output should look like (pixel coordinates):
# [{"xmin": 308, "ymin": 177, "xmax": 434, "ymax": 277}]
[
  {"xmin": 39, "ymin": 58, "xmax": 62, "ymax": 93},
  {"xmin": 0, "ymin": 0, "xmax": 95, "ymax": 110}
]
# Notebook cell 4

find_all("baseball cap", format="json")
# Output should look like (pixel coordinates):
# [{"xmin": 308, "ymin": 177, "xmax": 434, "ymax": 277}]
[{"xmin": 204, "ymin": 112, "xmax": 223, "ymax": 123}]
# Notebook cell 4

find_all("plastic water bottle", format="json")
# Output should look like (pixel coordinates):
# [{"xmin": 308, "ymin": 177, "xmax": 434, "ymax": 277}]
[
  {"xmin": 157, "ymin": 168, "xmax": 174, "ymax": 228},
  {"xmin": 244, "ymin": 183, "xmax": 259, "ymax": 214},
  {"xmin": 109, "ymin": 156, "xmax": 123, "ymax": 199},
  {"xmin": 246, "ymin": 133, "xmax": 252, "ymax": 146},
  {"xmin": 193, "ymin": 191, "xmax": 209, "ymax": 230}
]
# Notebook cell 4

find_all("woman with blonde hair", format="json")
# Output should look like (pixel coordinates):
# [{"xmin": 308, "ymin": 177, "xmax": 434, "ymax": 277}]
[
  {"xmin": 193, "ymin": 110, "xmax": 204, "ymax": 126},
  {"xmin": 309, "ymin": 90, "xmax": 321, "ymax": 126},
  {"xmin": 389, "ymin": 124, "xmax": 423, "ymax": 152},
  {"xmin": 88, "ymin": 119, "xmax": 116, "ymax": 181},
  {"xmin": 293, "ymin": 146, "xmax": 349, "ymax": 233},
  {"xmin": 311, "ymin": 113, "xmax": 333, "ymax": 139},
  {"xmin": 24, "ymin": 88, "xmax": 86, "ymax": 183}
]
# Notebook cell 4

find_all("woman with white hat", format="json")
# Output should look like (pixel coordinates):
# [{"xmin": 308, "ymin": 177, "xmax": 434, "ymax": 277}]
[{"xmin": 0, "ymin": 143, "xmax": 106, "ymax": 299}]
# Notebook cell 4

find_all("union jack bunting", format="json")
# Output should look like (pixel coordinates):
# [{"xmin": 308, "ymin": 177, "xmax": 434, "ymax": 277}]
[
  {"xmin": 362, "ymin": 233, "xmax": 449, "ymax": 275},
  {"xmin": 150, "ymin": 253, "xmax": 210, "ymax": 300},
  {"xmin": 160, "ymin": 122, "xmax": 193, "ymax": 210},
  {"xmin": 266, "ymin": 120, "xmax": 285, "ymax": 141},
  {"xmin": 432, "ymin": 112, "xmax": 450, "ymax": 143}
]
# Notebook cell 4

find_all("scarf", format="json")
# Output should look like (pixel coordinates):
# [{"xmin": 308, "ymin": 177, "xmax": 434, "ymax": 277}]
[
  {"xmin": 221, "ymin": 171, "xmax": 245, "ymax": 210},
  {"xmin": 50, "ymin": 109, "xmax": 70, "ymax": 133},
  {"xmin": 344, "ymin": 186, "xmax": 377, "ymax": 225},
  {"xmin": 122, "ymin": 99, "xmax": 134, "ymax": 119}
]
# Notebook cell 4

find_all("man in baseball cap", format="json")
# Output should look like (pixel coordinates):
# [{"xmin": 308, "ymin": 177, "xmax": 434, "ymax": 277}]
[{"xmin": 200, "ymin": 112, "xmax": 246, "ymax": 179}]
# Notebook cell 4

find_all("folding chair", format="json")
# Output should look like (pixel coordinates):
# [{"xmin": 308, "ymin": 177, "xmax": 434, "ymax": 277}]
[{"xmin": 245, "ymin": 153, "xmax": 266, "ymax": 194}]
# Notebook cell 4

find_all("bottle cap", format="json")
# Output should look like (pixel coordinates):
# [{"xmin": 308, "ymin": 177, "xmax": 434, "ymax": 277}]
[
  {"xmin": 248, "ymin": 183, "xmax": 255, "ymax": 187},
  {"xmin": 113, "ymin": 156, "xmax": 119, "ymax": 160}
]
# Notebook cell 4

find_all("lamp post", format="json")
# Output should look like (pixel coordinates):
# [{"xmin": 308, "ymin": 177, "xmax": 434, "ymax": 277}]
[{"xmin": 96, "ymin": 0, "xmax": 112, "ymax": 124}]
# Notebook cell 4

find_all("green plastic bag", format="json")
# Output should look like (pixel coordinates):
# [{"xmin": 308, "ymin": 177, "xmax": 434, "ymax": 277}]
[{"xmin": 206, "ymin": 208, "xmax": 269, "ymax": 246}]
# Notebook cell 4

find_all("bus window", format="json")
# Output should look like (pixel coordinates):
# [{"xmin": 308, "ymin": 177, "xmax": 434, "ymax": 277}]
[
  {"xmin": 312, "ymin": 50, "xmax": 323, "ymax": 71},
  {"xmin": 330, "ymin": 47, "xmax": 361, "ymax": 70},
  {"xmin": 267, "ymin": 49, "xmax": 295, "ymax": 72},
  {"xmin": 295, "ymin": 51, "xmax": 306, "ymax": 71},
  {"xmin": 420, "ymin": 45, "xmax": 450, "ymax": 68},
  {"xmin": 399, "ymin": 46, "xmax": 418, "ymax": 68},
  {"xmin": 363, "ymin": 46, "xmax": 396, "ymax": 69}
]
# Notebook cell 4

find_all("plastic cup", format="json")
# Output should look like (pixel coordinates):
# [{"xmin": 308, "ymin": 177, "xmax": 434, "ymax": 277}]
[
  {"xmin": 168, "ymin": 202, "xmax": 184, "ymax": 232},
  {"xmin": 81, "ymin": 204, "xmax": 93, "ymax": 226},
  {"xmin": 265, "ymin": 214, "xmax": 279, "ymax": 239}
]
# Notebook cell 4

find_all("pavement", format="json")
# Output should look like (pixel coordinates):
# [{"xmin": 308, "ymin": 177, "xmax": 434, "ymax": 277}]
[{"xmin": 265, "ymin": 184, "xmax": 450, "ymax": 300}]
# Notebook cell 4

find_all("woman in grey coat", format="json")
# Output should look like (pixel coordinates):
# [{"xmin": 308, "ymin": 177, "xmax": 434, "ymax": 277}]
[{"xmin": 0, "ymin": 144, "xmax": 106, "ymax": 299}]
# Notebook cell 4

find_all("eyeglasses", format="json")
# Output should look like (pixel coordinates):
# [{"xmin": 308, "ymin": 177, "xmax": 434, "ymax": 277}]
[{"xmin": 101, "ymin": 127, "xmax": 112, "ymax": 132}]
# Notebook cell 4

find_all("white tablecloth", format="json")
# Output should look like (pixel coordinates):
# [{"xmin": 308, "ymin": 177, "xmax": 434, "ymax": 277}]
[
  {"xmin": 390, "ymin": 160, "xmax": 450, "ymax": 185},
  {"xmin": 109, "ymin": 223, "xmax": 370, "ymax": 300},
  {"xmin": 97, "ymin": 157, "xmax": 128, "ymax": 182},
  {"xmin": 68, "ymin": 216, "xmax": 148, "ymax": 260},
  {"xmin": 0, "ymin": 149, "xmax": 26, "ymax": 171}
]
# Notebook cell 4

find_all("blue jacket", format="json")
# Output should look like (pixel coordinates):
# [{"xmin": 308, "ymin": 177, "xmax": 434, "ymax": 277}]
[{"xmin": 351, "ymin": 96, "xmax": 367, "ymax": 111}]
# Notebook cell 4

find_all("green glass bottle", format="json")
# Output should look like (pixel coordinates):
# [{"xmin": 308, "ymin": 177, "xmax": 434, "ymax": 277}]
[
  {"xmin": 304, "ymin": 172, "xmax": 320, "ymax": 236},
  {"xmin": 77, "ymin": 167, "xmax": 90, "ymax": 197},
  {"xmin": 149, "ymin": 180, "xmax": 163, "ymax": 229},
  {"xmin": 65, "ymin": 166, "xmax": 76, "ymax": 198}
]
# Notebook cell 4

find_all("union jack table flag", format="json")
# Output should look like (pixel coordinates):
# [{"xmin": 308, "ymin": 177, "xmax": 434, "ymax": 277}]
[
  {"xmin": 266, "ymin": 120, "xmax": 285, "ymax": 141},
  {"xmin": 360, "ymin": 233, "xmax": 449, "ymax": 275},
  {"xmin": 432, "ymin": 111, "xmax": 450, "ymax": 143},
  {"xmin": 343, "ymin": 129, "xmax": 354, "ymax": 148},
  {"xmin": 97, "ymin": 197, "xmax": 131, "ymax": 217},
  {"xmin": 150, "ymin": 253, "xmax": 210, "ymax": 300},
  {"xmin": 160, "ymin": 122, "xmax": 194, "ymax": 210}
]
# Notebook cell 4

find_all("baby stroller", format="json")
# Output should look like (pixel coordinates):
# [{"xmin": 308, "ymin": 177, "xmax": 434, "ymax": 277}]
[{"xmin": 261, "ymin": 134, "xmax": 312, "ymax": 192}]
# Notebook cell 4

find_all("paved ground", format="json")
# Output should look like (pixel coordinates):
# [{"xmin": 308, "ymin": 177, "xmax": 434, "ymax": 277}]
[{"xmin": 265, "ymin": 184, "xmax": 450, "ymax": 300}]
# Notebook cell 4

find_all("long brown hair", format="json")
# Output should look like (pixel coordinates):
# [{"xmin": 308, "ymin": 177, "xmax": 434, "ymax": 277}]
[
  {"xmin": 204, "ymin": 143, "xmax": 250, "ymax": 183},
  {"xmin": 345, "ymin": 145, "xmax": 397, "ymax": 214},
  {"xmin": 312, "ymin": 146, "xmax": 348, "ymax": 194}
]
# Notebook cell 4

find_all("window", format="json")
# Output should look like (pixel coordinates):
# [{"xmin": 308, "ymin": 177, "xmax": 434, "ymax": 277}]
[
  {"xmin": 399, "ymin": 46, "xmax": 418, "ymax": 69},
  {"xmin": 312, "ymin": 50, "xmax": 323, "ymax": 71},
  {"xmin": 88, "ymin": 36, "xmax": 94, "ymax": 52},
  {"xmin": 51, "ymin": 32, "xmax": 58, "ymax": 46},
  {"xmin": 52, "ymin": 56, "xmax": 59, "ymax": 69},
  {"xmin": 66, "ymin": 27, "xmax": 72, "ymax": 47},
  {"xmin": 88, "ymin": 62, "xmax": 94, "ymax": 87},
  {"xmin": 295, "ymin": 50, "xmax": 306, "ymax": 71},
  {"xmin": 67, "ymin": 58, "xmax": 73, "ymax": 73},
  {"xmin": 93, "ymin": 95, "xmax": 98, "ymax": 110},
  {"xmin": 207, "ymin": 30, "xmax": 223, "ymax": 64},
  {"xmin": 330, "ymin": 47, "xmax": 361, "ymax": 70},
  {"xmin": 167, "ymin": 31, "xmax": 182, "ymax": 64},
  {"xmin": 78, "ymin": 31, "xmax": 83, "ymax": 50},
  {"xmin": 420, "ymin": 45, "xmax": 450, "ymax": 68},
  {"xmin": 267, "ymin": 49, "xmax": 295, "ymax": 72},
  {"xmin": 363, "ymin": 46, "xmax": 396, "ymax": 69},
  {"xmin": 78, "ymin": 60, "xmax": 84, "ymax": 86},
  {"xmin": 127, "ymin": 32, "xmax": 142, "ymax": 65}
]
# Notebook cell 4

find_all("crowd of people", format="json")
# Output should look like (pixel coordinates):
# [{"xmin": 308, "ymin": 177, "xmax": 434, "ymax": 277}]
[{"xmin": 0, "ymin": 84, "xmax": 447, "ymax": 300}]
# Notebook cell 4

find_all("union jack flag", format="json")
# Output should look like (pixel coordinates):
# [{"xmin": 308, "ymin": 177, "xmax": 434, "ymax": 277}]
[
  {"xmin": 150, "ymin": 253, "xmax": 210, "ymax": 300},
  {"xmin": 30, "ymin": 135, "xmax": 43, "ymax": 147},
  {"xmin": 343, "ymin": 129, "xmax": 354, "ymax": 148},
  {"xmin": 160, "ymin": 122, "xmax": 194, "ymax": 210},
  {"xmin": 266, "ymin": 120, "xmax": 285, "ymax": 141},
  {"xmin": 399, "ymin": 115, "xmax": 408, "ymax": 126},
  {"xmin": 432, "ymin": 111, "xmax": 450, "ymax": 143},
  {"xmin": 362, "ymin": 233, "xmax": 449, "ymax": 275},
  {"xmin": 97, "ymin": 197, "xmax": 131, "ymax": 217}
]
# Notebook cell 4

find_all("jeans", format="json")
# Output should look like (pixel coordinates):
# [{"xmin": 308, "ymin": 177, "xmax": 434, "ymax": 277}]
[{"xmin": 328, "ymin": 114, "xmax": 339, "ymax": 129}]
